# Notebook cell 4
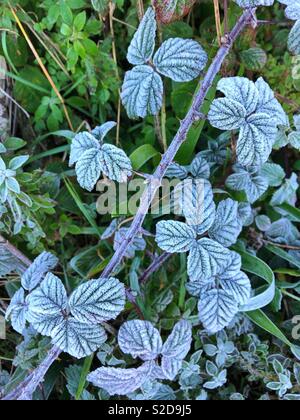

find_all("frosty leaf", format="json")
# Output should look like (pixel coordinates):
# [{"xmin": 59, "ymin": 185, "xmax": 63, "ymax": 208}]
[
  {"xmin": 69, "ymin": 132, "xmax": 99, "ymax": 166},
  {"xmin": 153, "ymin": 38, "xmax": 207, "ymax": 82},
  {"xmin": 161, "ymin": 357, "xmax": 183, "ymax": 381},
  {"xmin": 162, "ymin": 320, "xmax": 192, "ymax": 360},
  {"xmin": 190, "ymin": 156, "xmax": 210, "ymax": 179},
  {"xmin": 237, "ymin": 113, "xmax": 277, "ymax": 167},
  {"xmin": 208, "ymin": 98, "xmax": 247, "ymax": 130},
  {"xmin": 100, "ymin": 144, "xmax": 132, "ymax": 183},
  {"xmin": 69, "ymin": 278, "xmax": 125, "ymax": 324},
  {"xmin": 255, "ymin": 78, "xmax": 288, "ymax": 127},
  {"xmin": 238, "ymin": 202, "xmax": 254, "ymax": 226},
  {"xmin": 255, "ymin": 215, "xmax": 272, "ymax": 232},
  {"xmin": 101, "ymin": 218, "xmax": 119, "ymax": 240},
  {"xmin": 127, "ymin": 8, "xmax": 156, "ymax": 66},
  {"xmin": 91, "ymin": 121, "xmax": 116, "ymax": 142},
  {"xmin": 261, "ymin": 163, "xmax": 285, "ymax": 187},
  {"xmin": 174, "ymin": 179, "xmax": 216, "ymax": 233},
  {"xmin": 51, "ymin": 318, "xmax": 107, "ymax": 359},
  {"xmin": 288, "ymin": 131, "xmax": 300, "ymax": 150},
  {"xmin": 27, "ymin": 310, "xmax": 64, "ymax": 337},
  {"xmin": 6, "ymin": 288, "xmax": 28, "ymax": 334},
  {"xmin": 87, "ymin": 362, "xmax": 154, "ymax": 396},
  {"xmin": 165, "ymin": 163, "xmax": 188, "ymax": 179},
  {"xmin": 156, "ymin": 220, "xmax": 196, "ymax": 253},
  {"xmin": 220, "ymin": 271, "xmax": 251, "ymax": 306},
  {"xmin": 288, "ymin": 20, "xmax": 300, "ymax": 55},
  {"xmin": 226, "ymin": 166, "xmax": 268, "ymax": 204},
  {"xmin": 198, "ymin": 289, "xmax": 238, "ymax": 334},
  {"xmin": 266, "ymin": 218, "xmax": 299, "ymax": 244},
  {"xmin": 21, "ymin": 252, "xmax": 59, "ymax": 291},
  {"xmin": 281, "ymin": 0, "xmax": 300, "ymax": 21},
  {"xmin": 153, "ymin": 0, "xmax": 196, "ymax": 24},
  {"xmin": 217, "ymin": 77, "xmax": 259, "ymax": 115},
  {"xmin": 118, "ymin": 320, "xmax": 162, "ymax": 361},
  {"xmin": 75, "ymin": 148, "xmax": 102, "ymax": 192},
  {"xmin": 235, "ymin": 0, "xmax": 274, "ymax": 6},
  {"xmin": 28, "ymin": 273, "xmax": 67, "ymax": 315},
  {"xmin": 121, "ymin": 66, "xmax": 163, "ymax": 119},
  {"xmin": 187, "ymin": 239, "xmax": 231, "ymax": 280},
  {"xmin": 271, "ymin": 173, "xmax": 298, "ymax": 206},
  {"xmin": 209, "ymin": 199, "xmax": 242, "ymax": 247},
  {"xmin": 294, "ymin": 114, "xmax": 300, "ymax": 131}
]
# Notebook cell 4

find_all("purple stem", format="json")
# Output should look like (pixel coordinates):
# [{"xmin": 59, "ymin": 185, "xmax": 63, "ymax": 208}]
[
  {"xmin": 140, "ymin": 252, "xmax": 172, "ymax": 285},
  {"xmin": 2, "ymin": 346, "xmax": 61, "ymax": 400},
  {"xmin": 2, "ymin": 7, "xmax": 255, "ymax": 401}
]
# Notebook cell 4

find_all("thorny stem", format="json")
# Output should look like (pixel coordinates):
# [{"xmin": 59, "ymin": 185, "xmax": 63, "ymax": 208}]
[
  {"xmin": 2, "ymin": 8, "xmax": 256, "ymax": 401},
  {"xmin": 1, "ymin": 346, "xmax": 62, "ymax": 400},
  {"xmin": 139, "ymin": 252, "xmax": 172, "ymax": 285}
]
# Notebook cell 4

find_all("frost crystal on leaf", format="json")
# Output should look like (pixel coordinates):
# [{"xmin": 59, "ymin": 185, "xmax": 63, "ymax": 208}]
[
  {"xmin": 28, "ymin": 273, "xmax": 68, "ymax": 315},
  {"xmin": 21, "ymin": 252, "xmax": 58, "ymax": 291},
  {"xmin": 156, "ymin": 220, "xmax": 196, "ymax": 253},
  {"xmin": 5, "ymin": 288, "xmax": 28, "ymax": 334},
  {"xmin": 51, "ymin": 319, "xmax": 108, "ymax": 359},
  {"xmin": 235, "ymin": 0, "xmax": 274, "ymax": 7},
  {"xmin": 226, "ymin": 165, "xmax": 268, "ymax": 203},
  {"xmin": 121, "ymin": 66, "xmax": 163, "ymax": 119},
  {"xmin": 69, "ymin": 123, "xmax": 132, "ymax": 191},
  {"xmin": 69, "ymin": 278, "xmax": 126, "ymax": 324},
  {"xmin": 190, "ymin": 251, "xmax": 251, "ymax": 333},
  {"xmin": 87, "ymin": 362, "xmax": 155, "ymax": 396},
  {"xmin": 121, "ymin": 7, "xmax": 207, "ymax": 118},
  {"xmin": 208, "ymin": 77, "xmax": 286, "ymax": 166},
  {"xmin": 208, "ymin": 199, "xmax": 242, "ymax": 247},
  {"xmin": 127, "ymin": 8, "xmax": 156, "ymax": 65},
  {"xmin": 118, "ymin": 320, "xmax": 163, "ymax": 361},
  {"xmin": 278, "ymin": 1, "xmax": 300, "ymax": 55},
  {"xmin": 187, "ymin": 238, "xmax": 231, "ymax": 280},
  {"xmin": 153, "ymin": 38, "xmax": 207, "ymax": 82}
]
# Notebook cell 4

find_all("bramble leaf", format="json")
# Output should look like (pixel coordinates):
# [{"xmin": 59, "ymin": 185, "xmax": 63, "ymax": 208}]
[
  {"xmin": 91, "ymin": 121, "xmax": 117, "ymax": 142},
  {"xmin": 153, "ymin": 38, "xmax": 207, "ymax": 82},
  {"xmin": 121, "ymin": 66, "xmax": 163, "ymax": 119},
  {"xmin": 162, "ymin": 320, "xmax": 192, "ymax": 360},
  {"xmin": 209, "ymin": 199, "xmax": 242, "ymax": 247},
  {"xmin": 217, "ymin": 77, "xmax": 259, "ymax": 114},
  {"xmin": 100, "ymin": 144, "xmax": 132, "ymax": 183},
  {"xmin": 26, "ymin": 311, "xmax": 64, "ymax": 337},
  {"xmin": 51, "ymin": 319, "xmax": 107, "ymax": 359},
  {"xmin": 69, "ymin": 132, "xmax": 99, "ymax": 166},
  {"xmin": 156, "ymin": 220, "xmax": 196, "ymax": 253},
  {"xmin": 198, "ymin": 289, "xmax": 238, "ymax": 334},
  {"xmin": 255, "ymin": 78, "xmax": 288, "ymax": 127},
  {"xmin": 6, "ymin": 288, "xmax": 28, "ymax": 334},
  {"xmin": 118, "ymin": 320, "xmax": 163, "ymax": 361},
  {"xmin": 261, "ymin": 163, "xmax": 285, "ymax": 187},
  {"xmin": 226, "ymin": 165, "xmax": 268, "ymax": 203},
  {"xmin": 188, "ymin": 239, "xmax": 231, "ymax": 280},
  {"xmin": 165, "ymin": 163, "xmax": 188, "ymax": 179},
  {"xmin": 69, "ymin": 278, "xmax": 125, "ymax": 324},
  {"xmin": 21, "ymin": 252, "xmax": 58, "ymax": 291},
  {"xmin": 190, "ymin": 156, "xmax": 210, "ymax": 179},
  {"xmin": 174, "ymin": 179, "xmax": 216, "ymax": 233},
  {"xmin": 28, "ymin": 273, "xmax": 68, "ymax": 315},
  {"xmin": 208, "ymin": 98, "xmax": 247, "ymax": 130},
  {"xmin": 127, "ymin": 8, "xmax": 156, "ymax": 65},
  {"xmin": 75, "ymin": 148, "xmax": 102, "ymax": 192},
  {"xmin": 237, "ymin": 113, "xmax": 277, "ymax": 167},
  {"xmin": 87, "ymin": 362, "xmax": 154, "ymax": 396}
]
